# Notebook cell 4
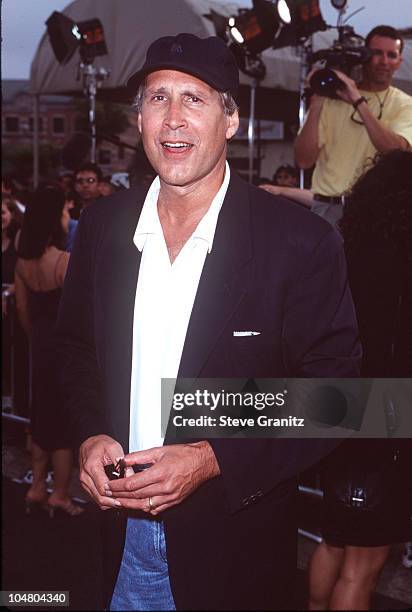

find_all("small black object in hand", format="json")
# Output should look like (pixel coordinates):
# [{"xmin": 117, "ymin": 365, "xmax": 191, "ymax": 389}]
[
  {"xmin": 104, "ymin": 460, "xmax": 125, "ymax": 480},
  {"xmin": 104, "ymin": 460, "xmax": 153, "ymax": 480}
]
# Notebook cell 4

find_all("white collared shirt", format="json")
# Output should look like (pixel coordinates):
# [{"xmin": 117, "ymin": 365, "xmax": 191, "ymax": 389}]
[{"xmin": 129, "ymin": 163, "xmax": 230, "ymax": 452}]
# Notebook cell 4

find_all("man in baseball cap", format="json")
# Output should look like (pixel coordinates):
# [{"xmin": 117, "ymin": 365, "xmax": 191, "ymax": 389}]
[
  {"xmin": 126, "ymin": 32, "xmax": 239, "ymax": 101},
  {"xmin": 58, "ymin": 33, "xmax": 360, "ymax": 611}
]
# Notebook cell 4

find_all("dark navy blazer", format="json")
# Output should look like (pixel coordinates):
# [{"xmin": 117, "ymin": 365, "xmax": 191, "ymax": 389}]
[{"xmin": 56, "ymin": 172, "xmax": 361, "ymax": 610}]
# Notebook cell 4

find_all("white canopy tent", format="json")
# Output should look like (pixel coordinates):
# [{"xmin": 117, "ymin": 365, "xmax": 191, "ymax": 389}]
[
  {"xmin": 29, "ymin": 0, "xmax": 412, "ymax": 96},
  {"xmin": 29, "ymin": 0, "xmax": 412, "ymax": 182}
]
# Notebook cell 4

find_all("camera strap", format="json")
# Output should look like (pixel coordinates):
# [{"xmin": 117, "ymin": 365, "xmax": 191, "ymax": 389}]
[{"xmin": 352, "ymin": 96, "xmax": 367, "ymax": 109}]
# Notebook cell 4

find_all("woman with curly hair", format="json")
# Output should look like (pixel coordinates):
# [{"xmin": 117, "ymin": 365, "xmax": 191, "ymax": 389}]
[
  {"xmin": 341, "ymin": 149, "xmax": 412, "ymax": 375},
  {"xmin": 308, "ymin": 150, "xmax": 412, "ymax": 610},
  {"xmin": 15, "ymin": 184, "xmax": 83, "ymax": 518}
]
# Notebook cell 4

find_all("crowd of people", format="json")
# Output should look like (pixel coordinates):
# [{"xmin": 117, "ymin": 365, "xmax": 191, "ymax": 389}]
[
  {"xmin": 2, "ymin": 166, "xmax": 136, "ymax": 515},
  {"xmin": 1, "ymin": 22, "xmax": 411, "ymax": 612},
  {"xmin": 1, "ymin": 164, "xmax": 133, "ymax": 470}
]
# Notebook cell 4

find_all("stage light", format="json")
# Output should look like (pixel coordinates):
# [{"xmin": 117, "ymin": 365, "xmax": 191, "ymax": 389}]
[
  {"xmin": 275, "ymin": 0, "xmax": 327, "ymax": 41},
  {"xmin": 46, "ymin": 11, "xmax": 108, "ymax": 65},
  {"xmin": 227, "ymin": 1, "xmax": 282, "ymax": 56},
  {"xmin": 72, "ymin": 25, "xmax": 82, "ymax": 41},
  {"xmin": 226, "ymin": 0, "xmax": 326, "ymax": 58},
  {"xmin": 46, "ymin": 11, "xmax": 79, "ymax": 64},
  {"xmin": 227, "ymin": 10, "xmax": 263, "ymax": 53},
  {"xmin": 76, "ymin": 18, "xmax": 108, "ymax": 63},
  {"xmin": 231, "ymin": 28, "xmax": 245, "ymax": 44},
  {"xmin": 228, "ymin": 17, "xmax": 245, "ymax": 44},
  {"xmin": 276, "ymin": 0, "xmax": 292, "ymax": 25}
]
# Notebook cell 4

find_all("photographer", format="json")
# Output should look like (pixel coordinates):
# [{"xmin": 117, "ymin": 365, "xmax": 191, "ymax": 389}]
[{"xmin": 262, "ymin": 26, "xmax": 412, "ymax": 228}]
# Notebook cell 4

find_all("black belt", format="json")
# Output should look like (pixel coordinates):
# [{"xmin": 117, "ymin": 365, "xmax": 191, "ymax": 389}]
[{"xmin": 314, "ymin": 194, "xmax": 345, "ymax": 205}]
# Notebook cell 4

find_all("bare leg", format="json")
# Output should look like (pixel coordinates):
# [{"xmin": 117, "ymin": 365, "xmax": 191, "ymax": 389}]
[
  {"xmin": 308, "ymin": 541, "xmax": 345, "ymax": 610},
  {"xmin": 49, "ymin": 448, "xmax": 73, "ymax": 502},
  {"xmin": 26, "ymin": 441, "xmax": 49, "ymax": 502},
  {"xmin": 329, "ymin": 545, "xmax": 390, "ymax": 610},
  {"xmin": 48, "ymin": 448, "xmax": 83, "ymax": 516}
]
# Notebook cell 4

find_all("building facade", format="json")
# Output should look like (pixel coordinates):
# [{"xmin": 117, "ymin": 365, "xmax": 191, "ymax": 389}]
[{"xmin": 2, "ymin": 79, "xmax": 137, "ymax": 178}]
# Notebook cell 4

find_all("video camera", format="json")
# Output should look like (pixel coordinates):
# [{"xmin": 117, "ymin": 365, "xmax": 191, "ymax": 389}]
[{"xmin": 308, "ymin": 26, "xmax": 371, "ymax": 98}]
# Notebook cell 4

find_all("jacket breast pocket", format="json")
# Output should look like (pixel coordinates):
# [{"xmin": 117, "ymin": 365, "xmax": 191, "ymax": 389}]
[{"xmin": 216, "ymin": 330, "xmax": 280, "ymax": 377}]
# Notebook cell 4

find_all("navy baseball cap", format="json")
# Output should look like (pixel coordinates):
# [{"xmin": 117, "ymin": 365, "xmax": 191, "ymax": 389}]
[{"xmin": 126, "ymin": 33, "xmax": 239, "ymax": 101}]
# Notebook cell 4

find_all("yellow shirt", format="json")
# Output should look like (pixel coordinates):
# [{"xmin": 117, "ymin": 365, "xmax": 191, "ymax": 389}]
[{"xmin": 310, "ymin": 86, "xmax": 412, "ymax": 196}]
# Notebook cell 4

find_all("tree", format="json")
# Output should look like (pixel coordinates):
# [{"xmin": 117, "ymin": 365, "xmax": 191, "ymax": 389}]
[
  {"xmin": 59, "ymin": 99, "xmax": 132, "ymax": 170},
  {"xmin": 2, "ymin": 144, "xmax": 60, "ymax": 182},
  {"xmin": 74, "ymin": 99, "xmax": 130, "ymax": 139}
]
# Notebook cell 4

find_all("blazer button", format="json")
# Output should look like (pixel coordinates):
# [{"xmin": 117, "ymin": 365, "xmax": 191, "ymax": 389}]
[{"xmin": 250, "ymin": 490, "xmax": 263, "ymax": 504}]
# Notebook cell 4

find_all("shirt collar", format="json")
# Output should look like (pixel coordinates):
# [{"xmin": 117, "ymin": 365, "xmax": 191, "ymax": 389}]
[
  {"xmin": 133, "ymin": 176, "xmax": 162, "ymax": 251},
  {"xmin": 134, "ymin": 162, "xmax": 230, "ymax": 253}
]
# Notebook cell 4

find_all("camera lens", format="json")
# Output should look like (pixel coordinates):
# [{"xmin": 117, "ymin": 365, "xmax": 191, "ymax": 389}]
[{"xmin": 309, "ymin": 68, "xmax": 345, "ymax": 98}]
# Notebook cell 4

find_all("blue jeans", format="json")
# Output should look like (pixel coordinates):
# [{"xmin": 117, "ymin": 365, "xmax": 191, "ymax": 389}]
[{"xmin": 109, "ymin": 517, "xmax": 176, "ymax": 611}]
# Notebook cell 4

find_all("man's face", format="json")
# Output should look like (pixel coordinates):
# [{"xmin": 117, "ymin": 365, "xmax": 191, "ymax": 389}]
[
  {"xmin": 59, "ymin": 175, "xmax": 73, "ymax": 191},
  {"xmin": 74, "ymin": 171, "xmax": 101, "ymax": 203},
  {"xmin": 137, "ymin": 70, "xmax": 239, "ymax": 189},
  {"xmin": 275, "ymin": 171, "xmax": 297, "ymax": 187},
  {"xmin": 365, "ymin": 35, "xmax": 402, "ymax": 89}
]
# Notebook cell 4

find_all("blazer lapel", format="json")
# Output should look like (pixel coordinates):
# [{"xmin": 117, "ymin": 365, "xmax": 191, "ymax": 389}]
[
  {"xmin": 102, "ymin": 192, "xmax": 144, "ymax": 450},
  {"xmin": 178, "ymin": 173, "xmax": 254, "ymax": 379}
]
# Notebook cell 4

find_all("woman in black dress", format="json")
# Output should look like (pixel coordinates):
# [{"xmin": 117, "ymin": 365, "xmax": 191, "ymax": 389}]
[
  {"xmin": 2, "ymin": 194, "xmax": 24, "ymax": 401},
  {"xmin": 308, "ymin": 150, "xmax": 412, "ymax": 610},
  {"xmin": 15, "ymin": 184, "xmax": 83, "ymax": 517}
]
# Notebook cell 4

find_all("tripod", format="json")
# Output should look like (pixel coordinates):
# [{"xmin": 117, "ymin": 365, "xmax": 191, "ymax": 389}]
[{"xmin": 80, "ymin": 62, "xmax": 110, "ymax": 163}]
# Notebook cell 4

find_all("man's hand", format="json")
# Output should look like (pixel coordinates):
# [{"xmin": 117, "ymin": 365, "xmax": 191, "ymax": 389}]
[
  {"xmin": 79, "ymin": 434, "xmax": 125, "ymax": 510},
  {"xmin": 104, "ymin": 441, "xmax": 220, "ymax": 515},
  {"xmin": 332, "ymin": 69, "xmax": 361, "ymax": 105},
  {"xmin": 259, "ymin": 185, "xmax": 314, "ymax": 209},
  {"xmin": 330, "ymin": 69, "xmax": 408, "ymax": 151},
  {"xmin": 259, "ymin": 184, "xmax": 283, "ymax": 195}
]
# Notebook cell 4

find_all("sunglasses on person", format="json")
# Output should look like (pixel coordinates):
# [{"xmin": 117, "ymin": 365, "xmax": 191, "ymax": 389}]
[{"xmin": 75, "ymin": 177, "xmax": 97, "ymax": 185}]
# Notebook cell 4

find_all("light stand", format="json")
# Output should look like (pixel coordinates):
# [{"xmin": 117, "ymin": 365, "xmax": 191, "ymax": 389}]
[
  {"xmin": 45, "ymin": 12, "xmax": 110, "ymax": 164},
  {"xmin": 221, "ymin": 0, "xmax": 326, "ymax": 184},
  {"xmin": 80, "ymin": 62, "xmax": 110, "ymax": 163},
  {"xmin": 247, "ymin": 56, "xmax": 266, "ymax": 184},
  {"xmin": 248, "ymin": 79, "xmax": 259, "ymax": 184},
  {"xmin": 234, "ymin": 51, "xmax": 266, "ymax": 184},
  {"xmin": 296, "ymin": 39, "xmax": 312, "ymax": 188}
]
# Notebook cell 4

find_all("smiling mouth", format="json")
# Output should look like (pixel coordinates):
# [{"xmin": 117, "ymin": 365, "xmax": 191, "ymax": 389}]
[{"xmin": 161, "ymin": 141, "xmax": 193, "ymax": 151}]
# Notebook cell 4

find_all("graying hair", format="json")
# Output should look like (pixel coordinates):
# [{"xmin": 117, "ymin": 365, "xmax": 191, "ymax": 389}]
[{"xmin": 132, "ymin": 82, "xmax": 238, "ymax": 116}]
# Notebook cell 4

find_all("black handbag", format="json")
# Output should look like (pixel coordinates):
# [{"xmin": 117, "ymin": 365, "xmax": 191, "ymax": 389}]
[
  {"xmin": 323, "ymin": 442, "xmax": 403, "ymax": 513},
  {"xmin": 321, "ymin": 441, "xmax": 411, "ymax": 546}
]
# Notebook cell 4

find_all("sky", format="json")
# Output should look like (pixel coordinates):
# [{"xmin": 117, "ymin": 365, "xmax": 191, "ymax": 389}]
[{"xmin": 2, "ymin": 0, "xmax": 412, "ymax": 79}]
